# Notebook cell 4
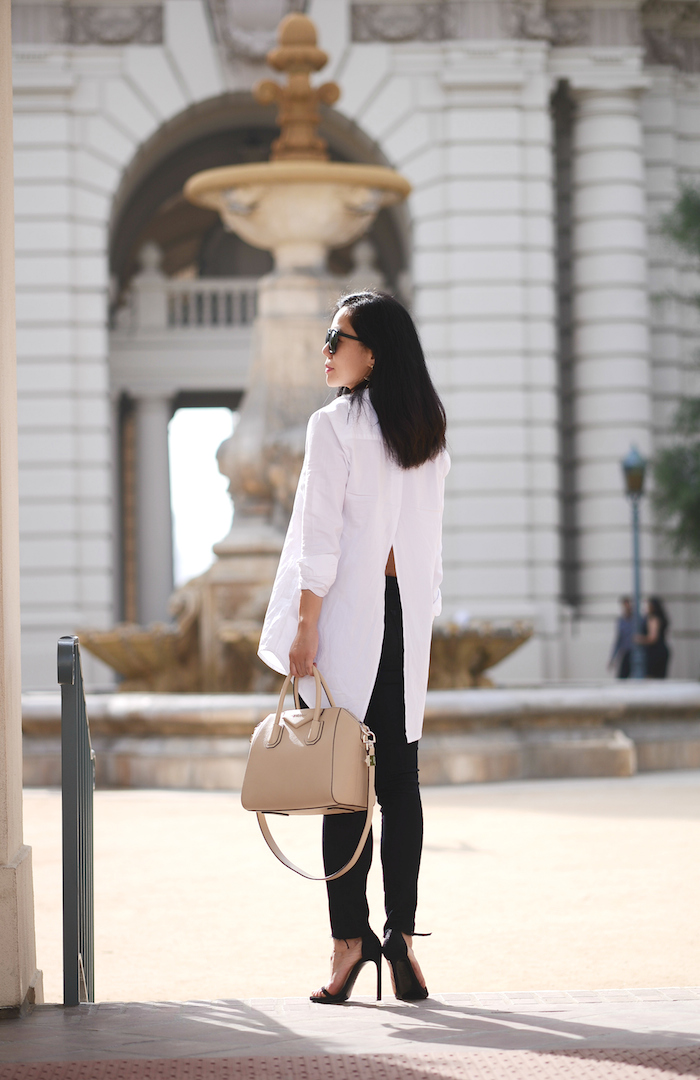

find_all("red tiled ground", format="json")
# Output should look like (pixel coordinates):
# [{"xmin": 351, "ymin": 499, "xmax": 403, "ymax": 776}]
[{"xmin": 3, "ymin": 1052, "xmax": 700, "ymax": 1080}]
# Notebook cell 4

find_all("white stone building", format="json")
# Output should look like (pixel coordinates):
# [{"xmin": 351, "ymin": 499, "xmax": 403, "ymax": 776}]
[{"xmin": 10, "ymin": 0, "xmax": 700, "ymax": 689}]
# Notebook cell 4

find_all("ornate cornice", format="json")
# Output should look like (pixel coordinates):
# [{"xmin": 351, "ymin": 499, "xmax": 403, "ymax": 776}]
[
  {"xmin": 351, "ymin": 2, "xmax": 446, "ymax": 41},
  {"xmin": 11, "ymin": 2, "xmax": 163, "ymax": 46},
  {"xmin": 351, "ymin": 0, "xmax": 700, "ymax": 73},
  {"xmin": 351, "ymin": 2, "xmax": 640, "ymax": 46}
]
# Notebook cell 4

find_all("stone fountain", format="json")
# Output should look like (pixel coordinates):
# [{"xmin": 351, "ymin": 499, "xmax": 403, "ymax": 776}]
[
  {"xmin": 181, "ymin": 11, "xmax": 410, "ymax": 691},
  {"xmin": 80, "ymin": 12, "xmax": 532, "ymax": 692}
]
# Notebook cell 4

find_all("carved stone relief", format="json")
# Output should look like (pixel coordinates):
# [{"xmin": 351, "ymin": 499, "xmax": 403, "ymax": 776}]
[
  {"xmin": 206, "ymin": 0, "xmax": 307, "ymax": 62},
  {"xmin": 644, "ymin": 32, "xmax": 700, "ymax": 72},
  {"xmin": 501, "ymin": 0, "xmax": 553, "ymax": 41},
  {"xmin": 11, "ymin": 2, "xmax": 163, "ymax": 45},
  {"xmin": 548, "ymin": 9, "xmax": 591, "ymax": 46},
  {"xmin": 352, "ymin": 2, "xmax": 445, "ymax": 42},
  {"xmin": 642, "ymin": 0, "xmax": 700, "ymax": 32},
  {"xmin": 350, "ymin": 1, "xmax": 636, "ymax": 45},
  {"xmin": 68, "ymin": 5, "xmax": 162, "ymax": 45},
  {"xmin": 643, "ymin": 0, "xmax": 700, "ymax": 72}
]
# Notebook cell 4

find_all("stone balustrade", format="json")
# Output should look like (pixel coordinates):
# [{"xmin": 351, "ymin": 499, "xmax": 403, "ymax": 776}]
[
  {"xmin": 115, "ymin": 269, "xmax": 259, "ymax": 334},
  {"xmin": 165, "ymin": 279, "xmax": 258, "ymax": 329}
]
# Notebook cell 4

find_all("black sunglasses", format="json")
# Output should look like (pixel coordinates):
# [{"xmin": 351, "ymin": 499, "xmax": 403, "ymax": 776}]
[{"xmin": 325, "ymin": 327, "xmax": 362, "ymax": 354}]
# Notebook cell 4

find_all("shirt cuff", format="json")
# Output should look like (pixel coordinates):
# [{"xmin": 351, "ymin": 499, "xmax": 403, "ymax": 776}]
[{"xmin": 298, "ymin": 555, "xmax": 338, "ymax": 597}]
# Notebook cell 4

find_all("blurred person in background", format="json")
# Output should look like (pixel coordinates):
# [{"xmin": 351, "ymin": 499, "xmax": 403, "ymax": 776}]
[
  {"xmin": 636, "ymin": 596, "xmax": 671, "ymax": 679},
  {"xmin": 609, "ymin": 596, "xmax": 634, "ymax": 679}
]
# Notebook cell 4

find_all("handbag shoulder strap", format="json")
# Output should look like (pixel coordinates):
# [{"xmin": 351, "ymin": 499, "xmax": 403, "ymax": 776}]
[{"xmin": 256, "ymin": 763, "xmax": 375, "ymax": 881}]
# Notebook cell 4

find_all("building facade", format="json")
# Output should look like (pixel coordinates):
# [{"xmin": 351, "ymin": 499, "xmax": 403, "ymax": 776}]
[{"xmin": 11, "ymin": 0, "xmax": 700, "ymax": 688}]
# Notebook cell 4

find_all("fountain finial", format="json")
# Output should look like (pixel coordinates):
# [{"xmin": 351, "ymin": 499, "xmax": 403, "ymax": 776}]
[{"xmin": 255, "ymin": 13, "xmax": 340, "ymax": 162}]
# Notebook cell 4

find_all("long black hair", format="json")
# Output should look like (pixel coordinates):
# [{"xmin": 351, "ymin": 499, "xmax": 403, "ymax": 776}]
[
  {"xmin": 334, "ymin": 291, "xmax": 447, "ymax": 469},
  {"xmin": 647, "ymin": 596, "xmax": 669, "ymax": 628}
]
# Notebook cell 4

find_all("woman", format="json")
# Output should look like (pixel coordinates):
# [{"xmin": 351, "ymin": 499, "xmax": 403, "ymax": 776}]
[
  {"xmin": 258, "ymin": 291, "xmax": 449, "ymax": 1004},
  {"xmin": 636, "ymin": 596, "xmax": 671, "ymax": 678}
]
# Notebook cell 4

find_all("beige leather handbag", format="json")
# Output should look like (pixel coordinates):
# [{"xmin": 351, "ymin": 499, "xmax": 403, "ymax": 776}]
[{"xmin": 241, "ymin": 667, "xmax": 376, "ymax": 880}]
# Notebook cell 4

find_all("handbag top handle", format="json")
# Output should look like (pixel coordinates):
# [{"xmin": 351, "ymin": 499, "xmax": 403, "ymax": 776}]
[{"xmin": 272, "ymin": 667, "xmax": 336, "ymax": 730}]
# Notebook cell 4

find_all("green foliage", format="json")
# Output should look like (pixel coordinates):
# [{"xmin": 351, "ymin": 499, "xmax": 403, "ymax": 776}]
[
  {"xmin": 674, "ymin": 396, "xmax": 700, "ymax": 436},
  {"xmin": 653, "ymin": 188, "xmax": 700, "ymax": 561},
  {"xmin": 662, "ymin": 187, "xmax": 700, "ymax": 260},
  {"xmin": 653, "ymin": 426, "xmax": 700, "ymax": 563}
]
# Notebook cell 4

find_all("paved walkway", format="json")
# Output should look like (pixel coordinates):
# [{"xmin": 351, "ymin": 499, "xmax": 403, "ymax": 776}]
[
  {"xmin": 5, "ymin": 772, "xmax": 700, "ymax": 1077},
  {"xmin": 2, "ymin": 1054, "xmax": 700, "ymax": 1079},
  {"xmin": 2, "ymin": 991, "xmax": 700, "ymax": 1075},
  {"xmin": 23, "ymin": 771, "xmax": 700, "ymax": 1002}
]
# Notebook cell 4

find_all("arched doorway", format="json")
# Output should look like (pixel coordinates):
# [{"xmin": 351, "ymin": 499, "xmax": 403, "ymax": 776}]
[{"xmin": 109, "ymin": 92, "xmax": 411, "ymax": 624}]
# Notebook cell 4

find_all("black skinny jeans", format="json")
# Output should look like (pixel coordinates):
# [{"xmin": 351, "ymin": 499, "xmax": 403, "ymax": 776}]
[{"xmin": 321, "ymin": 576, "xmax": 423, "ymax": 940}]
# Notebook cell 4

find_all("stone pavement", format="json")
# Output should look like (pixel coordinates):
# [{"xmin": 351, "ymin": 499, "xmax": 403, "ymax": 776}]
[
  {"xmin": 6, "ymin": 772, "xmax": 700, "ymax": 1078},
  {"xmin": 23, "ymin": 771, "xmax": 700, "ymax": 1002},
  {"xmin": 1, "ymin": 990, "xmax": 700, "ymax": 1076},
  {"xmin": 2, "ymin": 1056, "xmax": 700, "ymax": 1080}
]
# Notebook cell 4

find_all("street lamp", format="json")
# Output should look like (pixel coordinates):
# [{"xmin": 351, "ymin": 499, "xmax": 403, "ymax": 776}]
[{"xmin": 621, "ymin": 446, "xmax": 647, "ymax": 679}]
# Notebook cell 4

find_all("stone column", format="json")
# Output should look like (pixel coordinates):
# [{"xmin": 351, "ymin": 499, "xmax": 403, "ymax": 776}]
[
  {"xmin": 0, "ymin": 0, "xmax": 42, "ymax": 1012},
  {"xmin": 135, "ymin": 395, "xmax": 174, "ymax": 625},
  {"xmin": 401, "ymin": 41, "xmax": 561, "ymax": 681},
  {"xmin": 569, "ymin": 81, "xmax": 652, "ymax": 674}
]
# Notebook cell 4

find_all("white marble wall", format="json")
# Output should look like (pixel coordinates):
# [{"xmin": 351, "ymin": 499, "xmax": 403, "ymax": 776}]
[
  {"xmin": 293, "ymin": 12, "xmax": 563, "ymax": 680},
  {"xmin": 403, "ymin": 43, "xmax": 560, "ymax": 679},
  {"xmin": 13, "ymin": 63, "xmax": 113, "ymax": 687},
  {"xmin": 12, "ymin": 0, "xmax": 229, "ymax": 686}
]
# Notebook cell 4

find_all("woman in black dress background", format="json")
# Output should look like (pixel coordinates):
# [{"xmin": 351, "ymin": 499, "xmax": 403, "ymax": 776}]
[{"xmin": 637, "ymin": 597, "xmax": 671, "ymax": 678}]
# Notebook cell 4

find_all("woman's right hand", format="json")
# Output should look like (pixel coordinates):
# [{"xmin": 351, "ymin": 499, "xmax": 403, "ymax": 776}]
[
  {"xmin": 289, "ymin": 622, "xmax": 319, "ymax": 677},
  {"xmin": 289, "ymin": 590, "xmax": 323, "ymax": 676}
]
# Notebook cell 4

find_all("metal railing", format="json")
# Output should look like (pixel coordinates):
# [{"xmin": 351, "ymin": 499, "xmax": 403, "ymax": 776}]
[{"xmin": 58, "ymin": 635, "xmax": 95, "ymax": 1006}]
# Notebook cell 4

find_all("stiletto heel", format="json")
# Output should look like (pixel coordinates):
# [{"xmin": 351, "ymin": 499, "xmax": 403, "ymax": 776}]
[
  {"xmin": 382, "ymin": 928, "xmax": 429, "ymax": 1001},
  {"xmin": 310, "ymin": 931, "xmax": 383, "ymax": 1004}
]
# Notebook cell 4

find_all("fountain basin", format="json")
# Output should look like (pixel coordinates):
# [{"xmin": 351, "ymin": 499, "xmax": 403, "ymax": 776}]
[
  {"xmin": 79, "ymin": 614, "xmax": 532, "ymax": 694},
  {"xmin": 184, "ymin": 161, "xmax": 411, "ymax": 269}
]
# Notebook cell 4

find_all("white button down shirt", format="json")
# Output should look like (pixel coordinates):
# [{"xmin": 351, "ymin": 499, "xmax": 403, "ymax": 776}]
[{"xmin": 258, "ymin": 394, "xmax": 450, "ymax": 742}]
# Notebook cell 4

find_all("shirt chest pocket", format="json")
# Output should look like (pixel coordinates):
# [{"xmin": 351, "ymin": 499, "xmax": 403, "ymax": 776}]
[{"xmin": 343, "ymin": 490, "xmax": 379, "ymax": 529}]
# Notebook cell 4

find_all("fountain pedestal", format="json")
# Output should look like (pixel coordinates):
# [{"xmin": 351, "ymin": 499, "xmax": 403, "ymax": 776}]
[{"xmin": 191, "ymin": 269, "xmax": 341, "ymax": 691}]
